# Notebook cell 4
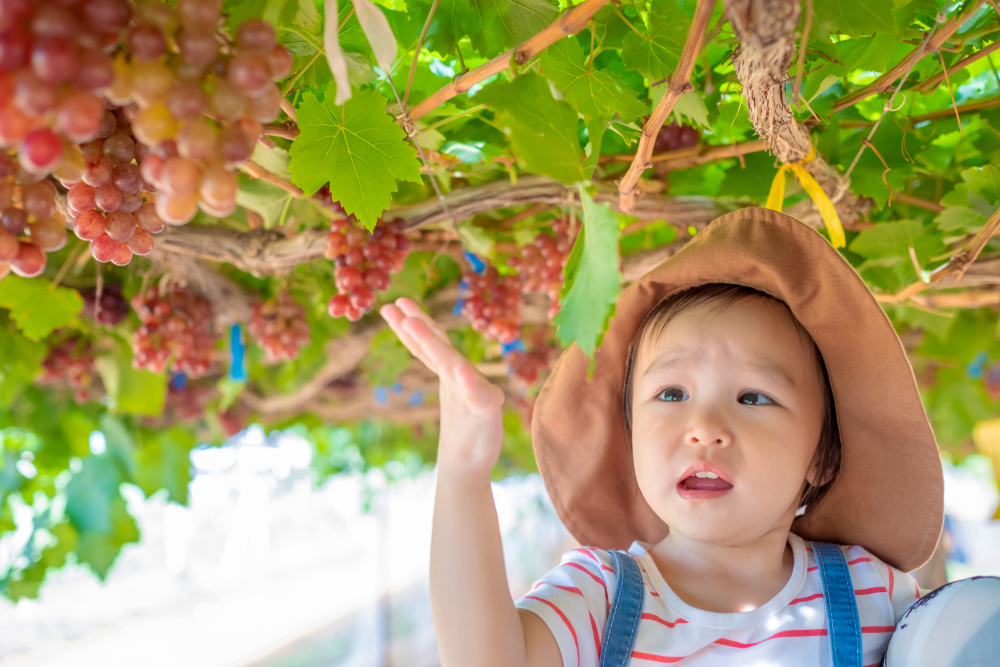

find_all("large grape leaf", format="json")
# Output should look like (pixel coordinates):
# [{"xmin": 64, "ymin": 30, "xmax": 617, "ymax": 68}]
[
  {"xmin": 0, "ymin": 277, "xmax": 83, "ymax": 341},
  {"xmin": 288, "ymin": 86, "xmax": 422, "ymax": 230},
  {"xmin": 475, "ymin": 72, "xmax": 585, "ymax": 183},
  {"xmin": 133, "ymin": 427, "xmax": 196, "ymax": 505},
  {"xmin": 554, "ymin": 185, "xmax": 622, "ymax": 358},
  {"xmin": 466, "ymin": 0, "xmax": 559, "ymax": 57},
  {"xmin": 542, "ymin": 39, "xmax": 645, "ymax": 123},
  {"xmin": 621, "ymin": 0, "xmax": 691, "ymax": 82},
  {"xmin": 94, "ymin": 343, "xmax": 167, "ymax": 417},
  {"xmin": 814, "ymin": 0, "xmax": 900, "ymax": 38}
]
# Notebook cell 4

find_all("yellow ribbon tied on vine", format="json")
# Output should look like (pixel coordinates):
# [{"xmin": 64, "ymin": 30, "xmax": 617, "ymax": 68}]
[{"xmin": 765, "ymin": 146, "xmax": 846, "ymax": 249}]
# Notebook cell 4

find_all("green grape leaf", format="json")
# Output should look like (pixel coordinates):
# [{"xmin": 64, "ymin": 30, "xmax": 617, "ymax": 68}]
[
  {"xmin": 541, "ymin": 39, "xmax": 645, "ymax": 123},
  {"xmin": 467, "ymin": 0, "xmax": 559, "ymax": 57},
  {"xmin": 848, "ymin": 219, "xmax": 924, "ymax": 258},
  {"xmin": 554, "ymin": 184, "xmax": 622, "ymax": 358},
  {"xmin": 0, "ymin": 326, "xmax": 45, "ymax": 408},
  {"xmin": 814, "ymin": 0, "xmax": 900, "ymax": 37},
  {"xmin": 935, "ymin": 206, "xmax": 987, "ymax": 233},
  {"xmin": 289, "ymin": 86, "xmax": 422, "ymax": 231},
  {"xmin": 133, "ymin": 428, "xmax": 196, "ymax": 505},
  {"xmin": 65, "ymin": 456, "xmax": 124, "ymax": 535},
  {"xmin": 0, "ymin": 277, "xmax": 83, "ymax": 341},
  {"xmin": 237, "ymin": 176, "xmax": 295, "ymax": 229},
  {"xmin": 961, "ymin": 165, "xmax": 1000, "ymax": 203},
  {"xmin": 94, "ymin": 343, "xmax": 167, "ymax": 417},
  {"xmin": 475, "ymin": 72, "xmax": 585, "ymax": 183},
  {"xmin": 621, "ymin": 0, "xmax": 691, "ymax": 82}
]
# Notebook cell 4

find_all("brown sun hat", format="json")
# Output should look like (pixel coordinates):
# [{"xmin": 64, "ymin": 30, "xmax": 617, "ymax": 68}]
[{"xmin": 532, "ymin": 207, "xmax": 944, "ymax": 573}]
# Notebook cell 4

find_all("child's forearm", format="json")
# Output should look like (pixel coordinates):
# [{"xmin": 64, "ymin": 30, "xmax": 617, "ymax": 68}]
[{"xmin": 430, "ymin": 470, "xmax": 527, "ymax": 667}]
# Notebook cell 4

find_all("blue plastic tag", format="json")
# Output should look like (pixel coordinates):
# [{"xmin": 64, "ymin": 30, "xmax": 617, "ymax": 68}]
[
  {"xmin": 229, "ymin": 324, "xmax": 248, "ymax": 382},
  {"xmin": 463, "ymin": 251, "xmax": 485, "ymax": 274},
  {"xmin": 373, "ymin": 385, "xmax": 389, "ymax": 405},
  {"xmin": 500, "ymin": 338, "xmax": 526, "ymax": 356}
]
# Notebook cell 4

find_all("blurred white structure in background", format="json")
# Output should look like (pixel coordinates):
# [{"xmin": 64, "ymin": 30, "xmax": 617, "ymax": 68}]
[
  {"xmin": 0, "ymin": 425, "xmax": 996, "ymax": 667},
  {"xmin": 0, "ymin": 425, "xmax": 572, "ymax": 667}
]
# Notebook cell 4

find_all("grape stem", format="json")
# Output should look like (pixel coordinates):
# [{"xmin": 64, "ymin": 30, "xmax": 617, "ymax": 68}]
[
  {"xmin": 618, "ymin": 0, "xmax": 716, "ymax": 213},
  {"xmin": 239, "ymin": 162, "xmax": 304, "ymax": 197}
]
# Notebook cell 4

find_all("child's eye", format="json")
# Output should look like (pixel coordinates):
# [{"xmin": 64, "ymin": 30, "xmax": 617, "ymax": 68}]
[
  {"xmin": 739, "ymin": 391, "xmax": 776, "ymax": 406},
  {"xmin": 656, "ymin": 387, "xmax": 688, "ymax": 402}
]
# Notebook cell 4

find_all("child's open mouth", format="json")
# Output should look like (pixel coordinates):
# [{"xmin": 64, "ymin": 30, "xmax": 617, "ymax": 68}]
[{"xmin": 677, "ymin": 473, "xmax": 734, "ymax": 499}]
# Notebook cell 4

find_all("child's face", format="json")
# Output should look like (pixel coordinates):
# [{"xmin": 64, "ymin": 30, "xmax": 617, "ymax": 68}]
[{"xmin": 630, "ymin": 297, "xmax": 826, "ymax": 546}]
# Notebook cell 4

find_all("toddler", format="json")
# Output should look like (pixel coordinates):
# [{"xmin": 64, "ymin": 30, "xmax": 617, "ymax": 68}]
[{"xmin": 380, "ymin": 207, "xmax": 1000, "ymax": 667}]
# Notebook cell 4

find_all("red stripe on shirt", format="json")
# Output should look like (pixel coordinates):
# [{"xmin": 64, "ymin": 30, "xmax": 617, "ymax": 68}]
[
  {"xmin": 631, "ymin": 651, "xmax": 687, "ymax": 663},
  {"xmin": 855, "ymin": 586, "xmax": 888, "ymax": 596},
  {"xmin": 589, "ymin": 612, "xmax": 601, "ymax": 660},
  {"xmin": 862, "ymin": 626, "xmax": 896, "ymax": 633},
  {"xmin": 848, "ymin": 557, "xmax": 872, "ymax": 565},
  {"xmin": 550, "ymin": 584, "xmax": 584, "ymax": 596},
  {"xmin": 914, "ymin": 580, "xmax": 921, "ymax": 599},
  {"xmin": 715, "ymin": 628, "xmax": 828, "ymax": 648},
  {"xmin": 564, "ymin": 562, "xmax": 609, "ymax": 606},
  {"xmin": 641, "ymin": 613, "xmax": 688, "ymax": 628},
  {"xmin": 789, "ymin": 593, "xmax": 824, "ymax": 605},
  {"xmin": 888, "ymin": 566, "xmax": 895, "ymax": 598},
  {"xmin": 642, "ymin": 582, "xmax": 661, "ymax": 597},
  {"xmin": 575, "ymin": 548, "xmax": 599, "ymax": 564},
  {"xmin": 524, "ymin": 595, "xmax": 580, "ymax": 667}
]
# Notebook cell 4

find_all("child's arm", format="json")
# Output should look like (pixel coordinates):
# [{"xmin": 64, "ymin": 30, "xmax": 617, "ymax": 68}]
[{"xmin": 381, "ymin": 298, "xmax": 562, "ymax": 667}]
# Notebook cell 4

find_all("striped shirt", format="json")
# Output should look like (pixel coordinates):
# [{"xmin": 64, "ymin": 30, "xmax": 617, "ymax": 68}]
[{"xmin": 515, "ymin": 532, "xmax": 921, "ymax": 667}]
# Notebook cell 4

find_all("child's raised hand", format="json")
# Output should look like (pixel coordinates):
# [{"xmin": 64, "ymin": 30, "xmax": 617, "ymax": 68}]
[{"xmin": 380, "ymin": 297, "xmax": 505, "ymax": 482}]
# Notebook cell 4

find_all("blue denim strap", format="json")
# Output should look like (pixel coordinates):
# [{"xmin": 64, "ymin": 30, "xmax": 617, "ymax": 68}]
[
  {"xmin": 814, "ymin": 541, "xmax": 862, "ymax": 667},
  {"xmin": 598, "ymin": 550, "xmax": 644, "ymax": 667}
]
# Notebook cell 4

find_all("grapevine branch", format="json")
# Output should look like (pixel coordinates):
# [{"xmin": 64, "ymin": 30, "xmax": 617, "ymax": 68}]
[
  {"xmin": 832, "ymin": 0, "xmax": 986, "ymax": 114},
  {"xmin": 618, "ymin": 0, "xmax": 718, "ymax": 213},
  {"xmin": 914, "ymin": 40, "xmax": 1000, "ymax": 92},
  {"xmin": 408, "ymin": 0, "xmax": 610, "ymax": 121},
  {"xmin": 601, "ymin": 139, "xmax": 767, "ymax": 168},
  {"xmin": 154, "ymin": 177, "xmax": 726, "ymax": 275}
]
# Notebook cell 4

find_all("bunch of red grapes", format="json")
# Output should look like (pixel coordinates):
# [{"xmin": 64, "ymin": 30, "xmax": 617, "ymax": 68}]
[
  {"xmin": 109, "ymin": 0, "xmax": 292, "ymax": 224},
  {"xmin": 505, "ymin": 327, "xmax": 557, "ymax": 388},
  {"xmin": 508, "ymin": 218, "xmax": 576, "ymax": 318},
  {"xmin": 79, "ymin": 282, "xmax": 130, "ymax": 325},
  {"xmin": 653, "ymin": 121, "xmax": 700, "ymax": 153},
  {"xmin": 248, "ymin": 292, "xmax": 311, "ymax": 362},
  {"xmin": 67, "ymin": 106, "xmax": 165, "ymax": 264},
  {"xmin": 0, "ymin": 0, "xmax": 130, "ymax": 176},
  {"xmin": 38, "ymin": 334, "xmax": 100, "ymax": 403},
  {"xmin": 460, "ymin": 266, "xmax": 523, "ymax": 344},
  {"xmin": 162, "ymin": 381, "xmax": 214, "ymax": 423},
  {"xmin": 325, "ymin": 219, "xmax": 411, "ymax": 322},
  {"xmin": 0, "ymin": 152, "xmax": 66, "ymax": 278},
  {"xmin": 130, "ymin": 286, "xmax": 217, "ymax": 377}
]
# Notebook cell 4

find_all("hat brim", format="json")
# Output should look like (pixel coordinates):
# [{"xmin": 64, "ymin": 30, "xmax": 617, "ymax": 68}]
[{"xmin": 531, "ymin": 207, "xmax": 943, "ymax": 573}]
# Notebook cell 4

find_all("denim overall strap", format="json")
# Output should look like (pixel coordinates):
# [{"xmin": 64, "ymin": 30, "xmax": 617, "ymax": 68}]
[
  {"xmin": 814, "ymin": 541, "xmax": 863, "ymax": 667},
  {"xmin": 598, "ymin": 550, "xmax": 645, "ymax": 667}
]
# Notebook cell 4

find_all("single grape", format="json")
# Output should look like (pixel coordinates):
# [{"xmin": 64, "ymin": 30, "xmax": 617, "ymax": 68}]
[
  {"xmin": 135, "ymin": 201, "xmax": 165, "ymax": 233},
  {"xmin": 30, "ymin": 216, "xmax": 67, "ymax": 251},
  {"xmin": 137, "ymin": 1, "xmax": 173, "ymax": 31},
  {"xmin": 160, "ymin": 157, "xmax": 199, "ymax": 197},
  {"xmin": 74, "ymin": 47, "xmax": 115, "ymax": 93},
  {"xmin": 73, "ymin": 210, "xmax": 106, "ymax": 240},
  {"xmin": 32, "ymin": 6, "xmax": 78, "ymax": 38},
  {"xmin": 95, "ymin": 183, "xmax": 123, "ymax": 212},
  {"xmin": 56, "ymin": 94, "xmax": 104, "ymax": 143},
  {"xmin": 11, "ymin": 241, "xmax": 45, "ymax": 277},
  {"xmin": 22, "ymin": 180, "xmax": 55, "ymax": 220},
  {"xmin": 177, "ymin": 118, "xmax": 216, "ymax": 160},
  {"xmin": 0, "ymin": 230, "xmax": 18, "ymax": 261},
  {"xmin": 327, "ymin": 294, "xmax": 350, "ymax": 318},
  {"xmin": 199, "ymin": 162, "xmax": 236, "ymax": 206},
  {"xmin": 90, "ymin": 233, "xmax": 120, "ymax": 262},
  {"xmin": 133, "ymin": 102, "xmax": 177, "ymax": 145},
  {"xmin": 208, "ymin": 78, "xmax": 246, "ymax": 122},
  {"xmin": 81, "ymin": 0, "xmax": 131, "ymax": 34},
  {"xmin": 128, "ymin": 24, "xmax": 167, "ymax": 61},
  {"xmin": 1, "ymin": 207, "xmax": 28, "ymax": 234},
  {"xmin": 246, "ymin": 82, "xmax": 281, "ymax": 122},
  {"xmin": 140, "ymin": 153, "xmax": 164, "ymax": 186},
  {"xmin": 120, "ymin": 190, "xmax": 143, "ymax": 213},
  {"xmin": 267, "ymin": 45, "xmax": 293, "ymax": 80},
  {"xmin": 177, "ymin": 0, "xmax": 221, "ymax": 30},
  {"xmin": 217, "ymin": 124, "xmax": 253, "ymax": 164},
  {"xmin": 103, "ymin": 132, "xmax": 136, "ymax": 165},
  {"xmin": 14, "ymin": 70, "xmax": 58, "ymax": 115},
  {"xmin": 125, "ymin": 227, "xmax": 154, "ymax": 255},
  {"xmin": 31, "ymin": 37, "xmax": 78, "ymax": 83},
  {"xmin": 155, "ymin": 191, "xmax": 198, "ymax": 225},
  {"xmin": 199, "ymin": 198, "xmax": 235, "ymax": 218},
  {"xmin": 178, "ymin": 29, "xmax": 217, "ymax": 68},
  {"xmin": 110, "ymin": 241, "xmax": 132, "ymax": 266},
  {"xmin": 68, "ymin": 182, "xmax": 97, "ymax": 211},
  {"xmin": 0, "ymin": 0, "xmax": 33, "ymax": 32},
  {"xmin": 130, "ymin": 59, "xmax": 174, "ymax": 107},
  {"xmin": 0, "ymin": 102, "xmax": 31, "ymax": 147},
  {"xmin": 112, "ymin": 162, "xmax": 143, "ymax": 194},
  {"xmin": 83, "ymin": 154, "xmax": 113, "ymax": 187},
  {"xmin": 54, "ymin": 144, "xmax": 85, "ymax": 186},
  {"xmin": 236, "ymin": 19, "xmax": 276, "ymax": 53},
  {"xmin": 104, "ymin": 210, "xmax": 135, "ymax": 242},
  {"xmin": 228, "ymin": 52, "xmax": 271, "ymax": 97},
  {"xmin": 96, "ymin": 110, "xmax": 117, "ymax": 139}
]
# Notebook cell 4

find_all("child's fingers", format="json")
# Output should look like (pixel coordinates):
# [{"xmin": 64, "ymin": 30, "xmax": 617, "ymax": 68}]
[
  {"xmin": 400, "ymin": 316, "xmax": 472, "ymax": 383},
  {"xmin": 395, "ymin": 297, "xmax": 451, "ymax": 346}
]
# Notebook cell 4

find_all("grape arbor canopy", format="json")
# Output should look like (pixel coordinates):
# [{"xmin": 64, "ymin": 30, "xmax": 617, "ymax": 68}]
[{"xmin": 2, "ymin": 0, "xmax": 1000, "ymax": 600}]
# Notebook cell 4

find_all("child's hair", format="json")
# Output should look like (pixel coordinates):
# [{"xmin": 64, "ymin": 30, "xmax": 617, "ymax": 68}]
[{"xmin": 621, "ymin": 283, "xmax": 842, "ymax": 514}]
